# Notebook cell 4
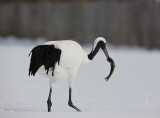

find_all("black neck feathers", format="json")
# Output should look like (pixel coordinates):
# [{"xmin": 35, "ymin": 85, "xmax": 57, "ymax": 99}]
[
  {"xmin": 29, "ymin": 45, "xmax": 61, "ymax": 76},
  {"xmin": 88, "ymin": 41, "xmax": 105, "ymax": 60}
]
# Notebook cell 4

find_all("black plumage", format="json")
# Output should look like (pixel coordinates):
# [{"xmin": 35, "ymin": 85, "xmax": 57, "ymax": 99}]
[{"xmin": 28, "ymin": 45, "xmax": 61, "ymax": 76}]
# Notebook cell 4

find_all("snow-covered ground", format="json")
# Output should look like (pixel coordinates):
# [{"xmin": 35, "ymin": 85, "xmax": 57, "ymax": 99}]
[{"xmin": 0, "ymin": 37, "xmax": 160, "ymax": 118}]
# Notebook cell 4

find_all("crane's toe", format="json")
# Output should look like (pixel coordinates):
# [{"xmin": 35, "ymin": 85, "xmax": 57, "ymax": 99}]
[{"xmin": 68, "ymin": 101, "xmax": 81, "ymax": 112}]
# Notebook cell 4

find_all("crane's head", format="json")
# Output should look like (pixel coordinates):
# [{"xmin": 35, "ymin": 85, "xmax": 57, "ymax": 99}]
[{"xmin": 89, "ymin": 37, "xmax": 116, "ymax": 82}]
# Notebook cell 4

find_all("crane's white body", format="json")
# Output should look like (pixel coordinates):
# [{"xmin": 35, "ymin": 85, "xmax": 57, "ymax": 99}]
[{"xmin": 38, "ymin": 40, "xmax": 90, "ymax": 88}]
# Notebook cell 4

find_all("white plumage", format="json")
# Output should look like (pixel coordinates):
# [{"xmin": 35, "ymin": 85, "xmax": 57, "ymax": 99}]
[
  {"xmin": 28, "ymin": 37, "xmax": 115, "ymax": 112},
  {"xmin": 38, "ymin": 40, "xmax": 90, "ymax": 87}
]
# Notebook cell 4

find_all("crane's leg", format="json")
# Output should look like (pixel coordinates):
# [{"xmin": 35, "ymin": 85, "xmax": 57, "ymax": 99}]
[
  {"xmin": 47, "ymin": 78, "xmax": 56, "ymax": 112},
  {"xmin": 47, "ymin": 88, "xmax": 52, "ymax": 112},
  {"xmin": 68, "ymin": 88, "xmax": 81, "ymax": 112}
]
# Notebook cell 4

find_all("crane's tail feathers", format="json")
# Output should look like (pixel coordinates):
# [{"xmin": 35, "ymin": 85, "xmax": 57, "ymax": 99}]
[
  {"xmin": 28, "ymin": 51, "xmax": 32, "ymax": 57},
  {"xmin": 28, "ymin": 45, "xmax": 61, "ymax": 77}
]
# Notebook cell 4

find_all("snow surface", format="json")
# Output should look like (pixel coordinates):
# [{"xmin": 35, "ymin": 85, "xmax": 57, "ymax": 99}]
[{"xmin": 0, "ymin": 36, "xmax": 160, "ymax": 118}]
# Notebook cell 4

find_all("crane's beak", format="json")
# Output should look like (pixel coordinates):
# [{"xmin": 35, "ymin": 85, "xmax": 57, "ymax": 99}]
[{"xmin": 102, "ymin": 46, "xmax": 116, "ymax": 82}]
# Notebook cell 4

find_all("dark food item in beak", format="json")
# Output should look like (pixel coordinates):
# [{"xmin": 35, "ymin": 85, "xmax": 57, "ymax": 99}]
[
  {"xmin": 105, "ymin": 57, "xmax": 115, "ymax": 81},
  {"xmin": 102, "ymin": 47, "xmax": 116, "ymax": 82}
]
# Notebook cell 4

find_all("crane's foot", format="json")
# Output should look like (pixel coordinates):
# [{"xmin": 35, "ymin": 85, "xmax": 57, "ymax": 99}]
[
  {"xmin": 68, "ymin": 101, "xmax": 81, "ymax": 112},
  {"xmin": 47, "ymin": 99, "xmax": 52, "ymax": 112}
]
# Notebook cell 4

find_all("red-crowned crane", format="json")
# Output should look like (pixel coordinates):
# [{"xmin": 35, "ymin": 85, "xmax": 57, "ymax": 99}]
[{"xmin": 28, "ymin": 37, "xmax": 115, "ymax": 112}]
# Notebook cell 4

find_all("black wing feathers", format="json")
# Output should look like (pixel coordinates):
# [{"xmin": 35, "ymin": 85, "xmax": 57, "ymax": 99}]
[{"xmin": 29, "ymin": 45, "xmax": 61, "ymax": 76}]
